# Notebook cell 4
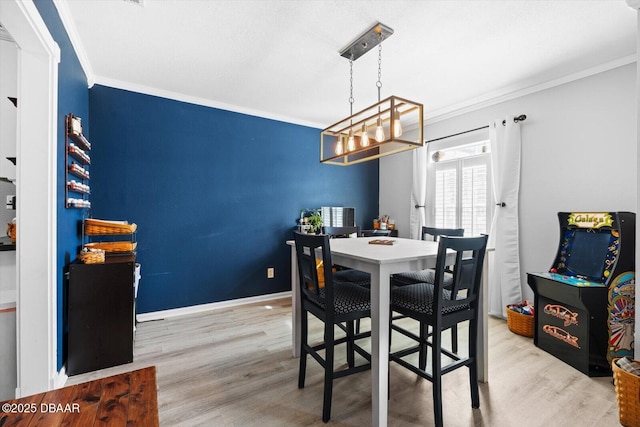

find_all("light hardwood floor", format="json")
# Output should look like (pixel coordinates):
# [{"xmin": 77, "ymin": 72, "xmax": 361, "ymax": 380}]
[{"xmin": 67, "ymin": 297, "xmax": 621, "ymax": 426}]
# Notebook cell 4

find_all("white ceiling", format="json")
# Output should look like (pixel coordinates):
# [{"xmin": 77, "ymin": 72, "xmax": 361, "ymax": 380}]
[{"xmin": 57, "ymin": 0, "xmax": 636, "ymax": 128}]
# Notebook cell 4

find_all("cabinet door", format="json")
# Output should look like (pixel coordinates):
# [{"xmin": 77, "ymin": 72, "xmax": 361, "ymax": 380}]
[{"xmin": 68, "ymin": 261, "xmax": 134, "ymax": 375}]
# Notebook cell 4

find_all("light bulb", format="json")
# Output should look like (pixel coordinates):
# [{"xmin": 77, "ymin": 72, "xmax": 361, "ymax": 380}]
[
  {"xmin": 347, "ymin": 130, "xmax": 356, "ymax": 152},
  {"xmin": 375, "ymin": 116, "xmax": 385, "ymax": 142},
  {"xmin": 393, "ymin": 108, "xmax": 403, "ymax": 137},
  {"xmin": 335, "ymin": 136, "xmax": 344, "ymax": 155},
  {"xmin": 360, "ymin": 124, "xmax": 370, "ymax": 147}
]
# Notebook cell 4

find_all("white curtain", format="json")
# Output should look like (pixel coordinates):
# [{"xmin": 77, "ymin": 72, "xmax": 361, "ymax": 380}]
[
  {"xmin": 410, "ymin": 146, "xmax": 428, "ymax": 240},
  {"xmin": 488, "ymin": 116, "xmax": 523, "ymax": 317}
]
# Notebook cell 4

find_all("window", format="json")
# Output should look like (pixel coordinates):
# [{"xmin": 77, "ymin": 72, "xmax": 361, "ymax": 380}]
[{"xmin": 428, "ymin": 140, "xmax": 492, "ymax": 236}]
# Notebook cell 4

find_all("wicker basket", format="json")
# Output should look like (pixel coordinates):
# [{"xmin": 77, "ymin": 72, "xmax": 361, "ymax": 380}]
[
  {"xmin": 6, "ymin": 222, "xmax": 16, "ymax": 243},
  {"xmin": 84, "ymin": 241, "xmax": 137, "ymax": 254},
  {"xmin": 85, "ymin": 218, "xmax": 137, "ymax": 236},
  {"xmin": 78, "ymin": 248, "xmax": 105, "ymax": 264},
  {"xmin": 613, "ymin": 358, "xmax": 640, "ymax": 427},
  {"xmin": 506, "ymin": 304, "xmax": 534, "ymax": 337}
]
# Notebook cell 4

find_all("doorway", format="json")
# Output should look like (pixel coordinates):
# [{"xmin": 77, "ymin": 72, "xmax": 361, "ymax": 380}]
[{"xmin": 0, "ymin": 0, "xmax": 59, "ymax": 397}]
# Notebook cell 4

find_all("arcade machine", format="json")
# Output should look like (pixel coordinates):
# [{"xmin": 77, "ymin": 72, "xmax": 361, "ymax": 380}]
[{"xmin": 528, "ymin": 212, "xmax": 635, "ymax": 376}]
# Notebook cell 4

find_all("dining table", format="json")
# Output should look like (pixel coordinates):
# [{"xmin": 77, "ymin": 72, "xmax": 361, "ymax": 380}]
[{"xmin": 287, "ymin": 236, "xmax": 489, "ymax": 426}]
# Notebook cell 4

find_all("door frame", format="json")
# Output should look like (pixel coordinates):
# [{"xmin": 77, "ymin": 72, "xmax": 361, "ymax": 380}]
[{"xmin": 0, "ymin": 0, "xmax": 60, "ymax": 396}]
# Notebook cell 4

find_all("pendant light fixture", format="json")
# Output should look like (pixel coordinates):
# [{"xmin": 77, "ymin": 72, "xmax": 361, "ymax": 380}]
[{"xmin": 321, "ymin": 22, "xmax": 424, "ymax": 166}]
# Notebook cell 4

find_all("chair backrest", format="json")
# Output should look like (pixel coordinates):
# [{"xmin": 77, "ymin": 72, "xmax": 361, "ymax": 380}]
[
  {"xmin": 422, "ymin": 226, "xmax": 464, "ymax": 241},
  {"xmin": 293, "ymin": 232, "xmax": 336, "ymax": 312},
  {"xmin": 322, "ymin": 226, "xmax": 360, "ymax": 238},
  {"xmin": 433, "ymin": 235, "xmax": 488, "ymax": 317},
  {"xmin": 361, "ymin": 229, "xmax": 392, "ymax": 237}
]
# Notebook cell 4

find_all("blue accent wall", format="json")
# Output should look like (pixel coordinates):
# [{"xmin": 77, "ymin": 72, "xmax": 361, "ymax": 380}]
[
  {"xmin": 33, "ymin": 0, "xmax": 90, "ymax": 370},
  {"xmin": 88, "ymin": 85, "xmax": 379, "ymax": 313}
]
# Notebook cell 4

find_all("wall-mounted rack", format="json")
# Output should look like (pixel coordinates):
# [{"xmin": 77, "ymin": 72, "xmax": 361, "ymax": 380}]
[{"xmin": 65, "ymin": 113, "xmax": 91, "ymax": 209}]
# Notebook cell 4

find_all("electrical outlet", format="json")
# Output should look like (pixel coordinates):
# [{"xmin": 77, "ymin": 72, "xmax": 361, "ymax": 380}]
[
  {"xmin": 5, "ymin": 195, "xmax": 15, "ymax": 210},
  {"xmin": 267, "ymin": 267, "xmax": 275, "ymax": 279}
]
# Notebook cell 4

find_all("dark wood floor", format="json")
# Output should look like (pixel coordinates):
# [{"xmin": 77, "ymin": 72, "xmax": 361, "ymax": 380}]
[
  {"xmin": 0, "ymin": 367, "xmax": 158, "ymax": 427},
  {"xmin": 63, "ymin": 297, "xmax": 620, "ymax": 426}
]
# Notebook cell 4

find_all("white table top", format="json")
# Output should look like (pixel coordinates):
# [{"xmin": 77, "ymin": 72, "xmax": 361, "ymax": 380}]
[
  {"xmin": 327, "ymin": 236, "xmax": 440, "ymax": 264},
  {"xmin": 288, "ymin": 237, "xmax": 446, "ymax": 275}
]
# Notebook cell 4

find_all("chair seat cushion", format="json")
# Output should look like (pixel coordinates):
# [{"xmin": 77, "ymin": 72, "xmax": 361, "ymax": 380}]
[
  {"xmin": 307, "ymin": 282, "xmax": 371, "ymax": 314},
  {"xmin": 391, "ymin": 269, "xmax": 453, "ymax": 287},
  {"xmin": 333, "ymin": 269, "xmax": 371, "ymax": 287},
  {"xmin": 391, "ymin": 282, "xmax": 469, "ymax": 315}
]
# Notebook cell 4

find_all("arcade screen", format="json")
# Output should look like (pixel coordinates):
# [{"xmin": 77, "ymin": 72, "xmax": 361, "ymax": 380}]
[{"xmin": 564, "ymin": 230, "xmax": 613, "ymax": 281}]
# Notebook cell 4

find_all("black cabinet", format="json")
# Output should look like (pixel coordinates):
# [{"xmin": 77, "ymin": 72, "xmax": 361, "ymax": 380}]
[
  {"xmin": 528, "ymin": 273, "xmax": 610, "ymax": 377},
  {"xmin": 67, "ymin": 255, "xmax": 135, "ymax": 375}
]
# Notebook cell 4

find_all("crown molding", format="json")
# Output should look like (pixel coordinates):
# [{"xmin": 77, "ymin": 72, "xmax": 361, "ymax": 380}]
[
  {"xmin": 99, "ymin": 52, "xmax": 633, "ymax": 132},
  {"xmin": 53, "ymin": 0, "xmax": 95, "ymax": 87},
  {"xmin": 92, "ymin": 74, "xmax": 326, "ymax": 129},
  {"xmin": 45, "ymin": 0, "xmax": 638, "ymax": 131},
  {"xmin": 425, "ymin": 54, "xmax": 636, "ymax": 125}
]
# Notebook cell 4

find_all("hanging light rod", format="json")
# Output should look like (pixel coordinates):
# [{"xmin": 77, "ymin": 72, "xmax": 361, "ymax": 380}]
[{"xmin": 339, "ymin": 22, "xmax": 394, "ymax": 61}]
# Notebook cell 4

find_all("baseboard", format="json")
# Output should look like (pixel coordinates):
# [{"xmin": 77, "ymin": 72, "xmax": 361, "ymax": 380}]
[
  {"xmin": 136, "ymin": 291, "xmax": 292, "ymax": 322},
  {"xmin": 52, "ymin": 365, "xmax": 68, "ymax": 389}
]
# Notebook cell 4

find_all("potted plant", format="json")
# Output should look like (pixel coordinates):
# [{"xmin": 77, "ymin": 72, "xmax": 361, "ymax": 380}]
[{"xmin": 305, "ymin": 210, "xmax": 323, "ymax": 234}]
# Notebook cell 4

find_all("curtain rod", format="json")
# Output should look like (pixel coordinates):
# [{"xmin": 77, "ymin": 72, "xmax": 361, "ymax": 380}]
[{"xmin": 425, "ymin": 114, "xmax": 527, "ymax": 144}]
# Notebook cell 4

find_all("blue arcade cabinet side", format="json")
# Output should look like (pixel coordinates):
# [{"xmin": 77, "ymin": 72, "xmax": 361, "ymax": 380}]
[{"xmin": 527, "ymin": 212, "xmax": 635, "ymax": 377}]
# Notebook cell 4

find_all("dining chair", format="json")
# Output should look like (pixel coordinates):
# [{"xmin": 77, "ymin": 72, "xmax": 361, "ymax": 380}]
[
  {"xmin": 389, "ymin": 234, "xmax": 488, "ymax": 427},
  {"xmin": 293, "ymin": 232, "xmax": 372, "ymax": 423},
  {"xmin": 322, "ymin": 226, "xmax": 371, "ymax": 334},
  {"xmin": 391, "ymin": 226, "xmax": 464, "ymax": 287},
  {"xmin": 321, "ymin": 226, "xmax": 370, "ymax": 287},
  {"xmin": 390, "ymin": 226, "xmax": 464, "ymax": 352}
]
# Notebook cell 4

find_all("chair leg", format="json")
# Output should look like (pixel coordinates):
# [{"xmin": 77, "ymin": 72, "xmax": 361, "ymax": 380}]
[
  {"xmin": 346, "ymin": 320, "xmax": 355, "ymax": 368},
  {"xmin": 322, "ymin": 321, "xmax": 335, "ymax": 423},
  {"xmin": 419, "ymin": 322, "xmax": 428, "ymax": 371},
  {"xmin": 468, "ymin": 317, "xmax": 480, "ymax": 408},
  {"xmin": 451, "ymin": 325, "xmax": 458, "ymax": 354},
  {"xmin": 432, "ymin": 325, "xmax": 444, "ymax": 427},
  {"xmin": 298, "ymin": 310, "xmax": 308, "ymax": 389},
  {"xmin": 355, "ymin": 318, "xmax": 361, "ymax": 334},
  {"xmin": 388, "ymin": 313, "xmax": 393, "ymax": 401}
]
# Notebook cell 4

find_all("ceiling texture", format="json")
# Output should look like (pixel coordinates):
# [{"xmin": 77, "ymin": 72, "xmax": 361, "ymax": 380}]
[{"xmin": 56, "ymin": 0, "xmax": 637, "ymax": 129}]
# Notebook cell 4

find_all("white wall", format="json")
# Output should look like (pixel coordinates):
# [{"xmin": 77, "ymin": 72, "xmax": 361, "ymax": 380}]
[{"xmin": 380, "ymin": 63, "xmax": 637, "ymax": 301}]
